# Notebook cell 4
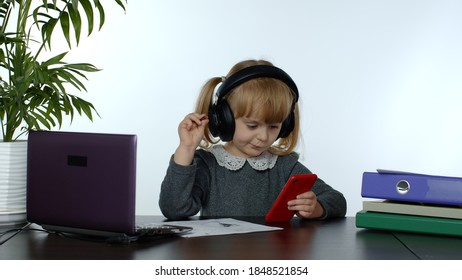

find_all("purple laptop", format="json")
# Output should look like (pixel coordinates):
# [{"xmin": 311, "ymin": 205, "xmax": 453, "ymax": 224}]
[{"xmin": 26, "ymin": 130, "xmax": 190, "ymax": 239}]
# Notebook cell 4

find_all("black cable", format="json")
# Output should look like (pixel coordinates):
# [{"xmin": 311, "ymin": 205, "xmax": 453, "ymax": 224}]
[
  {"xmin": 0, "ymin": 222, "xmax": 32, "ymax": 245},
  {"xmin": 1, "ymin": 223, "xmax": 171, "ymax": 245}
]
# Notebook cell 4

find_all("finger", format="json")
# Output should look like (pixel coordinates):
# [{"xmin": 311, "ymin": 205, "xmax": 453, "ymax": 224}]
[
  {"xmin": 296, "ymin": 210, "xmax": 314, "ymax": 219},
  {"xmin": 288, "ymin": 204, "xmax": 315, "ymax": 215},
  {"xmin": 296, "ymin": 191, "xmax": 315, "ymax": 199},
  {"xmin": 288, "ymin": 200, "xmax": 315, "ymax": 210},
  {"xmin": 188, "ymin": 114, "xmax": 209, "ymax": 128},
  {"xmin": 182, "ymin": 119, "xmax": 197, "ymax": 131},
  {"xmin": 288, "ymin": 196, "xmax": 315, "ymax": 206},
  {"xmin": 181, "ymin": 114, "xmax": 203, "ymax": 128}
]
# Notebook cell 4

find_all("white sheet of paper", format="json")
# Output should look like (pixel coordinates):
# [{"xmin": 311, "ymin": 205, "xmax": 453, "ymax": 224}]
[{"xmin": 162, "ymin": 218, "xmax": 283, "ymax": 238}]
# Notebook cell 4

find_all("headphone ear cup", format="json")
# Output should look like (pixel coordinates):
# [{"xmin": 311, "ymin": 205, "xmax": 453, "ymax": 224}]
[
  {"xmin": 208, "ymin": 100, "xmax": 235, "ymax": 142},
  {"xmin": 208, "ymin": 105, "xmax": 220, "ymax": 138},
  {"xmin": 278, "ymin": 111, "xmax": 295, "ymax": 139}
]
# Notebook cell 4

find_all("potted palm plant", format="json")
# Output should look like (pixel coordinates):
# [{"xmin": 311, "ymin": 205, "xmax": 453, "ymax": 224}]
[{"xmin": 0, "ymin": 0, "xmax": 127, "ymax": 225}]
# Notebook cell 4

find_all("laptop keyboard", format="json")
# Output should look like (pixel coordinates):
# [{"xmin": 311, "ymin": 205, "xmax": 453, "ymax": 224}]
[{"xmin": 135, "ymin": 223, "xmax": 192, "ymax": 236}]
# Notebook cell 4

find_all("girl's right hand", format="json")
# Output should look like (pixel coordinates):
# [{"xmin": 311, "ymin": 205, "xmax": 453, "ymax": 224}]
[
  {"xmin": 174, "ymin": 113, "xmax": 209, "ymax": 165},
  {"xmin": 178, "ymin": 113, "xmax": 209, "ymax": 148}
]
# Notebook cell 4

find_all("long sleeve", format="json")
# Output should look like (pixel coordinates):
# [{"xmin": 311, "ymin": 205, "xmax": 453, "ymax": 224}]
[{"xmin": 158, "ymin": 155, "xmax": 209, "ymax": 220}]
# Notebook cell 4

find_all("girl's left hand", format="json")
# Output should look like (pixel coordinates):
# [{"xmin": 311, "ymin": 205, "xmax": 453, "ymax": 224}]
[{"xmin": 287, "ymin": 191, "xmax": 325, "ymax": 219}]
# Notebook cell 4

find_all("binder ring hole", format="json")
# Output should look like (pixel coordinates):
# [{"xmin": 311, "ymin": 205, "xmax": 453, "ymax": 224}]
[{"xmin": 396, "ymin": 180, "xmax": 410, "ymax": 194}]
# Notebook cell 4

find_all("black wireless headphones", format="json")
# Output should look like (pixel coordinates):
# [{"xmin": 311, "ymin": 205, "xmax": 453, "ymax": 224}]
[{"xmin": 208, "ymin": 64, "xmax": 299, "ymax": 142}]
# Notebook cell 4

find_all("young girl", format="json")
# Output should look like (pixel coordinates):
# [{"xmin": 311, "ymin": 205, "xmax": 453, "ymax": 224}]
[{"xmin": 159, "ymin": 59, "xmax": 347, "ymax": 221}]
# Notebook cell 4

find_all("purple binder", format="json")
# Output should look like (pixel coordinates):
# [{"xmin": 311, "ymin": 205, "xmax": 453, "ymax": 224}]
[{"xmin": 361, "ymin": 170, "xmax": 462, "ymax": 205}]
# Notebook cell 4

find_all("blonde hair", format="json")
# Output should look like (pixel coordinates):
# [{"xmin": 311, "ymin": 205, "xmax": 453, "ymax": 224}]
[{"xmin": 195, "ymin": 59, "xmax": 300, "ymax": 155}]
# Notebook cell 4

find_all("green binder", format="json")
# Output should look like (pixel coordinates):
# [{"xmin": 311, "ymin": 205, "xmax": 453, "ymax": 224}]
[{"xmin": 356, "ymin": 210, "xmax": 462, "ymax": 237}]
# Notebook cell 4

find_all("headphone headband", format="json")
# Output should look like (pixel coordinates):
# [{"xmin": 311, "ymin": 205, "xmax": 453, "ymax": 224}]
[
  {"xmin": 215, "ymin": 65, "xmax": 299, "ymax": 104},
  {"xmin": 209, "ymin": 64, "xmax": 299, "ymax": 142}
]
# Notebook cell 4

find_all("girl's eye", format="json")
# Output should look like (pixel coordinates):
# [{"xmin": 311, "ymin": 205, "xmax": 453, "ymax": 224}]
[{"xmin": 270, "ymin": 125, "xmax": 281, "ymax": 129}]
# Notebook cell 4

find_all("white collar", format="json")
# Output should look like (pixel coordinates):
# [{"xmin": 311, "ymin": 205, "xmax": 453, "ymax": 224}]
[{"xmin": 208, "ymin": 145, "xmax": 278, "ymax": 171}]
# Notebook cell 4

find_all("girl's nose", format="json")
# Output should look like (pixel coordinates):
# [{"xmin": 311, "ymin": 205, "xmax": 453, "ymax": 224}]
[{"xmin": 256, "ymin": 127, "xmax": 269, "ymax": 141}]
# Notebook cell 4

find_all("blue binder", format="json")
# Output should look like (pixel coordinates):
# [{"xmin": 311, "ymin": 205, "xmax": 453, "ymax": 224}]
[{"xmin": 361, "ymin": 170, "xmax": 462, "ymax": 205}]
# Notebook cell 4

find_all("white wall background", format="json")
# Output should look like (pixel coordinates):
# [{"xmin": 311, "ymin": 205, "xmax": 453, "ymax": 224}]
[{"xmin": 54, "ymin": 0, "xmax": 462, "ymax": 217}]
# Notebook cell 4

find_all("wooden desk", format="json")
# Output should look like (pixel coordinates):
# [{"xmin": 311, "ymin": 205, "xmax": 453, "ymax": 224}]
[{"xmin": 0, "ymin": 217, "xmax": 459, "ymax": 260}]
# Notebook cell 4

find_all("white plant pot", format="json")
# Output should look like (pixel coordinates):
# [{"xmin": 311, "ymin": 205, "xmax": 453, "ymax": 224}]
[{"xmin": 0, "ymin": 141, "xmax": 27, "ymax": 226}]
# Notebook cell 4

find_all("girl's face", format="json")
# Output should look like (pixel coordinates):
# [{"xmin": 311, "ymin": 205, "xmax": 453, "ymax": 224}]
[{"xmin": 225, "ymin": 116, "xmax": 282, "ymax": 158}]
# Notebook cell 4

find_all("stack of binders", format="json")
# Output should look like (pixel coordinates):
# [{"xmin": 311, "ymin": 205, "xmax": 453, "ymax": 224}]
[{"xmin": 356, "ymin": 169, "xmax": 462, "ymax": 237}]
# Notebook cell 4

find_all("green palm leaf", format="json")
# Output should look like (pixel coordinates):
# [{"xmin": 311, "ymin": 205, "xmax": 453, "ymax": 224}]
[{"xmin": 0, "ymin": 0, "xmax": 127, "ymax": 141}]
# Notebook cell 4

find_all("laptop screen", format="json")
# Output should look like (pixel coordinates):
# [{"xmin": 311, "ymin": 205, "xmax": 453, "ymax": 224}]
[{"xmin": 26, "ymin": 131, "xmax": 137, "ymax": 235}]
